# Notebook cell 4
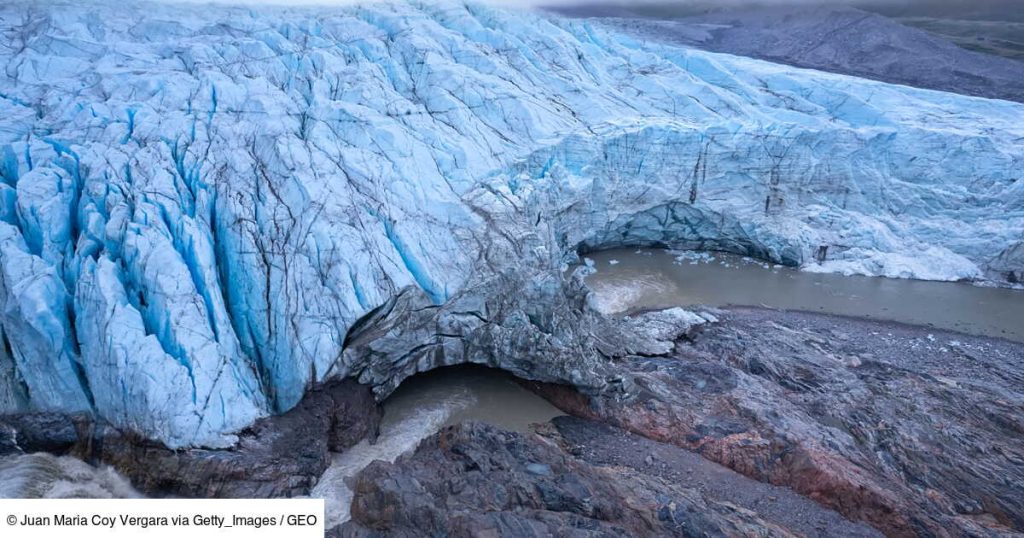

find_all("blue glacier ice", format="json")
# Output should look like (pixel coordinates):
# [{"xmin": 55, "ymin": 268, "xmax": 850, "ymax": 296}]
[{"xmin": 0, "ymin": 0, "xmax": 1021, "ymax": 447}]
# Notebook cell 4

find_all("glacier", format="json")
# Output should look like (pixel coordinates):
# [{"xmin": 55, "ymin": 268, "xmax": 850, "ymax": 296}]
[{"xmin": 0, "ymin": 0, "xmax": 1022, "ymax": 448}]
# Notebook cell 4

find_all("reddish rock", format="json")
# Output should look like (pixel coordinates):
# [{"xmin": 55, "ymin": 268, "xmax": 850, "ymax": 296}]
[
  {"xmin": 525, "ymin": 307, "xmax": 1024, "ymax": 537},
  {"xmin": 338, "ymin": 422, "xmax": 795, "ymax": 537}
]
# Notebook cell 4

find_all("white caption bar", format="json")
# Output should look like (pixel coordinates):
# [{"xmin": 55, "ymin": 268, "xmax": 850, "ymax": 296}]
[{"xmin": 0, "ymin": 499, "xmax": 324, "ymax": 537}]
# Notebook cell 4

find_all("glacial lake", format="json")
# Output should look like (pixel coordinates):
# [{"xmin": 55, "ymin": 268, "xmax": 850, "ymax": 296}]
[{"xmin": 582, "ymin": 248, "xmax": 1024, "ymax": 343}]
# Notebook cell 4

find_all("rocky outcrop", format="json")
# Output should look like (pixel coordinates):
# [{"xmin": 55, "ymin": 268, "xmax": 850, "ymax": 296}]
[
  {"xmin": 337, "ymin": 421, "xmax": 796, "ymax": 537},
  {"xmin": 341, "ymin": 271, "xmax": 663, "ymax": 401},
  {"xmin": 524, "ymin": 308, "xmax": 1024, "ymax": 537},
  {"xmin": 0, "ymin": 412, "xmax": 86, "ymax": 455},
  {"xmin": 551, "ymin": 416, "xmax": 881, "ymax": 538},
  {"xmin": 989, "ymin": 242, "xmax": 1024, "ymax": 284},
  {"xmin": 0, "ymin": 379, "xmax": 381, "ymax": 498}
]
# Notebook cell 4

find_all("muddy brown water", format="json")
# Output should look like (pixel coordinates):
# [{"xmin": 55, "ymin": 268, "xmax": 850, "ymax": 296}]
[
  {"xmin": 314, "ymin": 366, "xmax": 565, "ymax": 526},
  {"xmin": 582, "ymin": 248, "xmax": 1024, "ymax": 342}
]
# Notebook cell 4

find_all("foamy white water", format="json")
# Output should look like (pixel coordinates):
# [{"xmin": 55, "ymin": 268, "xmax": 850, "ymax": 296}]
[
  {"xmin": 310, "ymin": 366, "xmax": 564, "ymax": 528},
  {"xmin": 0, "ymin": 452, "xmax": 140, "ymax": 499},
  {"xmin": 311, "ymin": 385, "xmax": 476, "ymax": 528}
]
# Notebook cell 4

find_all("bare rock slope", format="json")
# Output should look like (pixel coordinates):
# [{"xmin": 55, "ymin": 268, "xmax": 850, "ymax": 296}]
[
  {"xmin": 589, "ymin": 6, "xmax": 1024, "ymax": 103},
  {"xmin": 527, "ymin": 307, "xmax": 1024, "ymax": 537}
]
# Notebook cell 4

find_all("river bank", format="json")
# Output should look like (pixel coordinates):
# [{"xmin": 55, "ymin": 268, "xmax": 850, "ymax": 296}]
[
  {"xmin": 337, "ymin": 306, "xmax": 1024, "ymax": 536},
  {"xmin": 3, "ymin": 261, "xmax": 1022, "ymax": 536}
]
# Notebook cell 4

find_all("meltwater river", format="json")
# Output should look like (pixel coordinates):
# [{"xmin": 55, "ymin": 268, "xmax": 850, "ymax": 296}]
[{"xmin": 312, "ymin": 366, "xmax": 564, "ymax": 527}]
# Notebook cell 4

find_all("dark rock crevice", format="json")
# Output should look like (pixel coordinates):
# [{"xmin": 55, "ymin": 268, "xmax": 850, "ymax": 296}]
[{"xmin": 0, "ymin": 378, "xmax": 381, "ymax": 498}]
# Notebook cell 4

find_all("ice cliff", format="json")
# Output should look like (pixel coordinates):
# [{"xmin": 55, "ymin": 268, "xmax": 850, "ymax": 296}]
[{"xmin": 0, "ymin": 0, "xmax": 1022, "ymax": 448}]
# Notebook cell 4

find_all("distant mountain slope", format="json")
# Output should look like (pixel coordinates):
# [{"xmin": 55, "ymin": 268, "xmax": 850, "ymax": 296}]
[
  {"xmin": 573, "ymin": 6, "xmax": 1024, "ymax": 102},
  {"xmin": 860, "ymin": 0, "xmax": 1024, "ymax": 24},
  {"xmin": 899, "ymin": 17, "xmax": 1024, "ymax": 61}
]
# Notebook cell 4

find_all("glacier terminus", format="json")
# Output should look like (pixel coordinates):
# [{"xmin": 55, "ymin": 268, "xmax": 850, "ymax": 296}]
[{"xmin": 0, "ymin": 0, "xmax": 1022, "ymax": 450}]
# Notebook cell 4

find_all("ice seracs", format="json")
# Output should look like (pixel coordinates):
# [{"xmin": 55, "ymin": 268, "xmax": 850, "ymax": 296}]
[{"xmin": 0, "ymin": 0, "xmax": 1022, "ymax": 447}]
